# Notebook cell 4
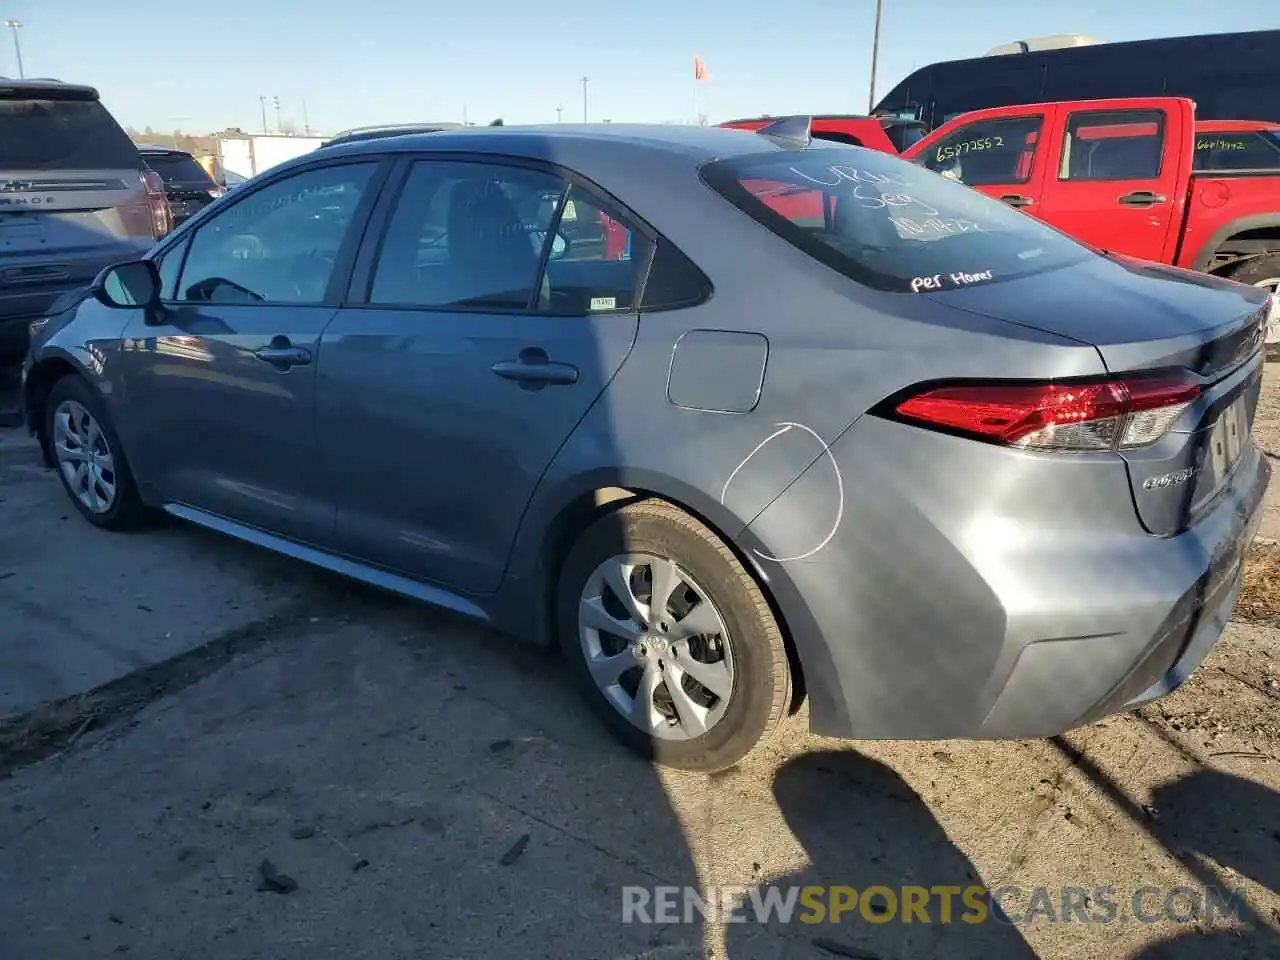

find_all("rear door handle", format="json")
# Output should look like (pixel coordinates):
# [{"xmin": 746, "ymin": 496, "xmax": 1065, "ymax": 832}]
[
  {"xmin": 491, "ymin": 347, "xmax": 579, "ymax": 388},
  {"xmin": 1118, "ymin": 191, "xmax": 1167, "ymax": 208},
  {"xmin": 253, "ymin": 338, "xmax": 312, "ymax": 370},
  {"xmin": 1000, "ymin": 194, "xmax": 1034, "ymax": 208}
]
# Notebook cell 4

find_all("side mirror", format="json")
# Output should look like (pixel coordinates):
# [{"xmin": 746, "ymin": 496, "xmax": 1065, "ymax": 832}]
[
  {"xmin": 93, "ymin": 259, "xmax": 160, "ymax": 310},
  {"xmin": 548, "ymin": 231, "xmax": 569, "ymax": 261}
]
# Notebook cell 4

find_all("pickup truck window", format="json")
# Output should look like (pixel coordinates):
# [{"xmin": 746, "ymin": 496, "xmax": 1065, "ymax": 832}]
[
  {"xmin": 1060, "ymin": 110, "xmax": 1165, "ymax": 181},
  {"xmin": 922, "ymin": 116, "xmax": 1043, "ymax": 186},
  {"xmin": 1193, "ymin": 131, "xmax": 1280, "ymax": 172},
  {"xmin": 701, "ymin": 148, "xmax": 1090, "ymax": 293}
]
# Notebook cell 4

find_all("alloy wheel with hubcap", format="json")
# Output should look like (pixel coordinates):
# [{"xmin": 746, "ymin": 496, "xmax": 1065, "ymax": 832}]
[
  {"xmin": 52, "ymin": 399, "xmax": 118, "ymax": 515},
  {"xmin": 578, "ymin": 552, "xmax": 735, "ymax": 741}
]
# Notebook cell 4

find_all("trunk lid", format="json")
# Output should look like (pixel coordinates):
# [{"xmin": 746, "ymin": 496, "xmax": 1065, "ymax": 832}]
[
  {"xmin": 925, "ymin": 253, "xmax": 1268, "ymax": 377},
  {"xmin": 929, "ymin": 253, "xmax": 1271, "ymax": 536}
]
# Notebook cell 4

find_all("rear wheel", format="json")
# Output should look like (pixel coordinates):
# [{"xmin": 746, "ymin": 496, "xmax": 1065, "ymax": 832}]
[
  {"xmin": 557, "ymin": 498, "xmax": 791, "ymax": 771},
  {"xmin": 44, "ymin": 375, "xmax": 148, "ymax": 530},
  {"xmin": 1227, "ymin": 255, "xmax": 1280, "ymax": 360}
]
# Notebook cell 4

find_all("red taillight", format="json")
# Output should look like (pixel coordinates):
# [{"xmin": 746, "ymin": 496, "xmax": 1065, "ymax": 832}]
[
  {"xmin": 140, "ymin": 169, "xmax": 173, "ymax": 239},
  {"xmin": 893, "ymin": 372, "xmax": 1201, "ymax": 451}
]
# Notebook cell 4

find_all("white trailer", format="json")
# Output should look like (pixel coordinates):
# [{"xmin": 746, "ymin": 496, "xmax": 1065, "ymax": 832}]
[{"xmin": 216, "ymin": 133, "xmax": 327, "ymax": 180}]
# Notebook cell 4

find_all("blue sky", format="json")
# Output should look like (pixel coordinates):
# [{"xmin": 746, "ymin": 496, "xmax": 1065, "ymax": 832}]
[{"xmin": 2, "ymin": 0, "xmax": 1270, "ymax": 134}]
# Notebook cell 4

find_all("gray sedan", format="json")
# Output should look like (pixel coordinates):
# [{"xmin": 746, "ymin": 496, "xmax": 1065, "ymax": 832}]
[{"xmin": 21, "ymin": 121, "xmax": 1272, "ymax": 771}]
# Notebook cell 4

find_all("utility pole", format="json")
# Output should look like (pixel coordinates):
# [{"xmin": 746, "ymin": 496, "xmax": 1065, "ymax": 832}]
[
  {"xmin": 258, "ymin": 96, "xmax": 268, "ymax": 134},
  {"xmin": 273, "ymin": 96, "xmax": 282, "ymax": 134},
  {"xmin": 867, "ymin": 0, "xmax": 884, "ymax": 112},
  {"xmin": 302, "ymin": 99, "xmax": 311, "ymax": 135},
  {"xmin": 580, "ymin": 76, "xmax": 589, "ymax": 123},
  {"xmin": 555, "ymin": 104, "xmax": 563, "ymax": 123},
  {"xmin": 4, "ymin": 20, "xmax": 23, "ymax": 79}
]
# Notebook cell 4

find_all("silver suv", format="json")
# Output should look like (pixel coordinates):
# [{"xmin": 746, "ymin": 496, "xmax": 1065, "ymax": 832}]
[{"xmin": 0, "ymin": 79, "xmax": 169, "ymax": 361}]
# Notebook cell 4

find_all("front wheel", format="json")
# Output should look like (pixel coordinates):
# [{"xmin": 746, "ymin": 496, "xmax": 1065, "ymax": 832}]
[
  {"xmin": 44, "ymin": 374, "xmax": 148, "ymax": 530},
  {"xmin": 557, "ymin": 498, "xmax": 792, "ymax": 771}
]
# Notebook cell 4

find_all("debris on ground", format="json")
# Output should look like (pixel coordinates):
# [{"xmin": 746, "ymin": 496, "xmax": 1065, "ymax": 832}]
[
  {"xmin": 255, "ymin": 859, "xmax": 297, "ymax": 894},
  {"xmin": 499, "ymin": 833, "xmax": 530, "ymax": 866}
]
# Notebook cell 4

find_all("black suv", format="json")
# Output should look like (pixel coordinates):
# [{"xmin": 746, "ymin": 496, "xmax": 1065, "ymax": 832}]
[
  {"xmin": 0, "ymin": 79, "xmax": 169, "ymax": 362},
  {"xmin": 137, "ymin": 146, "xmax": 225, "ymax": 225}
]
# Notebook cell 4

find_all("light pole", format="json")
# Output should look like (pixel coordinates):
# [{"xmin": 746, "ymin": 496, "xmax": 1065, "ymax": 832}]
[
  {"xmin": 867, "ymin": 0, "xmax": 883, "ymax": 112},
  {"xmin": 4, "ymin": 20, "xmax": 23, "ymax": 80},
  {"xmin": 580, "ymin": 77, "xmax": 589, "ymax": 123},
  {"xmin": 258, "ymin": 96, "xmax": 268, "ymax": 133},
  {"xmin": 555, "ymin": 104, "xmax": 563, "ymax": 123},
  {"xmin": 273, "ymin": 96, "xmax": 282, "ymax": 134}
]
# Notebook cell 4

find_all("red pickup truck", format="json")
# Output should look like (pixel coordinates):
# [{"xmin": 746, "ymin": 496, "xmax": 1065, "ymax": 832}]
[{"xmin": 897, "ymin": 97, "xmax": 1280, "ymax": 333}]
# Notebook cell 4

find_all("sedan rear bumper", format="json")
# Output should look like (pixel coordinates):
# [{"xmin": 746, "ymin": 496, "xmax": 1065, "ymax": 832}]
[{"xmin": 741, "ymin": 414, "xmax": 1269, "ymax": 741}]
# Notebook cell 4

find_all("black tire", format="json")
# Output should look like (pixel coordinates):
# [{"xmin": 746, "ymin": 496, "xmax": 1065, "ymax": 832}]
[
  {"xmin": 44, "ymin": 374, "xmax": 148, "ymax": 531},
  {"xmin": 1227, "ymin": 255, "xmax": 1280, "ymax": 361},
  {"xmin": 556, "ymin": 498, "xmax": 792, "ymax": 771}
]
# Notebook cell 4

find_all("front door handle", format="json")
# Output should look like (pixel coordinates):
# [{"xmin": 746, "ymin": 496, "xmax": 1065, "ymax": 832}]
[
  {"xmin": 253, "ymin": 336, "xmax": 312, "ymax": 370},
  {"xmin": 1118, "ymin": 190, "xmax": 1167, "ymax": 208},
  {"xmin": 491, "ymin": 347, "xmax": 579, "ymax": 388},
  {"xmin": 1000, "ymin": 194, "xmax": 1034, "ymax": 208}
]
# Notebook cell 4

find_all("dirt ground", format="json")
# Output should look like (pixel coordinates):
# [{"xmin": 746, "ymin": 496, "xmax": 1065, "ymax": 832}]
[{"xmin": 0, "ymin": 365, "xmax": 1277, "ymax": 960}]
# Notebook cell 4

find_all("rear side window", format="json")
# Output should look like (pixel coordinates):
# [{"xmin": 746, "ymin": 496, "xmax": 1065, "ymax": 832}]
[
  {"xmin": 1060, "ymin": 110, "xmax": 1165, "ymax": 181},
  {"xmin": 1193, "ymin": 131, "xmax": 1280, "ymax": 171},
  {"xmin": 640, "ymin": 239, "xmax": 711, "ymax": 311},
  {"xmin": 0, "ymin": 97, "xmax": 139, "ymax": 171},
  {"xmin": 701, "ymin": 148, "xmax": 1090, "ymax": 293},
  {"xmin": 143, "ymin": 152, "xmax": 216, "ymax": 185}
]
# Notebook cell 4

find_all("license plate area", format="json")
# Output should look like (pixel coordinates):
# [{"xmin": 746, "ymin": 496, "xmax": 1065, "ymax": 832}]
[{"xmin": 1203, "ymin": 397, "xmax": 1248, "ymax": 495}]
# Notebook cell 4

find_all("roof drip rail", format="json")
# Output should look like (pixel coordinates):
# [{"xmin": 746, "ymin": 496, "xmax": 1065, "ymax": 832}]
[{"xmin": 755, "ymin": 116, "xmax": 812, "ymax": 148}]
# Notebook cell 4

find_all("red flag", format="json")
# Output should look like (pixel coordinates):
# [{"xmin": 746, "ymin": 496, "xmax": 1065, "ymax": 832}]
[{"xmin": 693, "ymin": 54, "xmax": 710, "ymax": 83}]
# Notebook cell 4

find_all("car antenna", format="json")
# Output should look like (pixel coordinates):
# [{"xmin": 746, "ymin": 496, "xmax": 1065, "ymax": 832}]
[{"xmin": 754, "ymin": 116, "xmax": 812, "ymax": 148}]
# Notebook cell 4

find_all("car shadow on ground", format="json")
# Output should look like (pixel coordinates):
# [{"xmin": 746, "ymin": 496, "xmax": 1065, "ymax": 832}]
[
  {"xmin": 1053, "ymin": 736, "xmax": 1280, "ymax": 960},
  {"xmin": 725, "ymin": 749, "xmax": 1036, "ymax": 959},
  {"xmin": 1128, "ymin": 767, "xmax": 1280, "ymax": 960}
]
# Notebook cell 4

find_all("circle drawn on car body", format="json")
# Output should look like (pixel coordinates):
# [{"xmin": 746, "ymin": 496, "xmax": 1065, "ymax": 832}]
[
  {"xmin": 52, "ymin": 399, "xmax": 118, "ymax": 515},
  {"xmin": 578, "ymin": 552, "xmax": 736, "ymax": 741},
  {"xmin": 720, "ymin": 421, "xmax": 845, "ymax": 563}
]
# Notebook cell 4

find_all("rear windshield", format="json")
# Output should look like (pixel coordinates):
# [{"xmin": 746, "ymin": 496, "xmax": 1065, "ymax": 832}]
[
  {"xmin": 0, "ymin": 96, "xmax": 141, "ymax": 171},
  {"xmin": 143, "ymin": 151, "xmax": 216, "ymax": 185},
  {"xmin": 1193, "ymin": 131, "xmax": 1280, "ymax": 171},
  {"xmin": 701, "ymin": 147, "xmax": 1091, "ymax": 293}
]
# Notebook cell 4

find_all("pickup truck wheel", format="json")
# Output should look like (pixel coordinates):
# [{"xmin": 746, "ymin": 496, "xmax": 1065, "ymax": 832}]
[{"xmin": 1227, "ymin": 255, "xmax": 1280, "ymax": 360}]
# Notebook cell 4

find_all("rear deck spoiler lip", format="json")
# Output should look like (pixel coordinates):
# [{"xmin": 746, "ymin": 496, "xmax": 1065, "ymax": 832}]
[{"xmin": 0, "ymin": 81, "xmax": 99, "ymax": 101}]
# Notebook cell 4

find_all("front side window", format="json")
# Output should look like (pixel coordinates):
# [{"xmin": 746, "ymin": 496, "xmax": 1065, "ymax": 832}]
[
  {"xmin": 174, "ymin": 162, "xmax": 375, "ymax": 304},
  {"xmin": 701, "ymin": 148, "xmax": 1090, "ymax": 293},
  {"xmin": 923, "ymin": 116, "xmax": 1044, "ymax": 186},
  {"xmin": 1060, "ymin": 110, "xmax": 1165, "ymax": 181},
  {"xmin": 1193, "ymin": 130, "xmax": 1280, "ymax": 171}
]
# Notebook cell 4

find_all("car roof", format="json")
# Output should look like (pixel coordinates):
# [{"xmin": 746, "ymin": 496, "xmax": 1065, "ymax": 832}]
[
  {"xmin": 317, "ymin": 123, "xmax": 804, "ymax": 164},
  {"xmin": 136, "ymin": 145, "xmax": 194, "ymax": 155}
]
